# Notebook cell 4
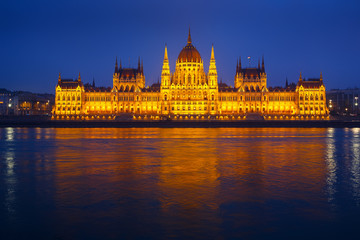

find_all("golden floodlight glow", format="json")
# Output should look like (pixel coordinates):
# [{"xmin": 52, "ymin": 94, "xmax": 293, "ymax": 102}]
[{"xmin": 54, "ymin": 31, "xmax": 329, "ymax": 120}]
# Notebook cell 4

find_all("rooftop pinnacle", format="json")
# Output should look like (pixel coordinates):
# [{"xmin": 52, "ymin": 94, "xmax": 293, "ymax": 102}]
[{"xmin": 187, "ymin": 27, "xmax": 192, "ymax": 44}]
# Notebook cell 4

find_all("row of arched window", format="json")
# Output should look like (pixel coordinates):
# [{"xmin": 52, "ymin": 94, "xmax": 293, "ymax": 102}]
[
  {"xmin": 299, "ymin": 94, "xmax": 324, "ymax": 101},
  {"xmin": 118, "ymin": 85, "xmax": 136, "ymax": 92},
  {"xmin": 57, "ymin": 94, "xmax": 80, "ymax": 101}
]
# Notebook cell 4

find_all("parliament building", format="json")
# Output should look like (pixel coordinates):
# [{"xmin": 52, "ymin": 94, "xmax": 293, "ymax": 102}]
[{"xmin": 54, "ymin": 31, "xmax": 329, "ymax": 120}]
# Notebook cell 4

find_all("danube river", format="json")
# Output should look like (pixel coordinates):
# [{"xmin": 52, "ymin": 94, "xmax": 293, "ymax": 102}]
[{"xmin": 1, "ymin": 127, "xmax": 360, "ymax": 239}]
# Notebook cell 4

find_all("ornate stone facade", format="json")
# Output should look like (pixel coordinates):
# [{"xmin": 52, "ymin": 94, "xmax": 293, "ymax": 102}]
[{"xmin": 54, "ymin": 31, "xmax": 329, "ymax": 120}]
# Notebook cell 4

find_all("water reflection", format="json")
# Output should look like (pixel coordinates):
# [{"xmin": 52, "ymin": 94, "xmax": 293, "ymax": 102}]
[
  {"xmin": 350, "ymin": 128, "xmax": 360, "ymax": 204},
  {"xmin": 325, "ymin": 128, "xmax": 337, "ymax": 203},
  {"xmin": 1, "ymin": 127, "xmax": 360, "ymax": 239},
  {"xmin": 5, "ymin": 127, "xmax": 14, "ymax": 141},
  {"xmin": 1, "ymin": 128, "xmax": 17, "ymax": 216}
]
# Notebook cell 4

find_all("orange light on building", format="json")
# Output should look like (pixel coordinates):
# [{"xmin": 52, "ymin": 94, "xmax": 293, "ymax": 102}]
[{"xmin": 54, "ymin": 31, "xmax": 329, "ymax": 121}]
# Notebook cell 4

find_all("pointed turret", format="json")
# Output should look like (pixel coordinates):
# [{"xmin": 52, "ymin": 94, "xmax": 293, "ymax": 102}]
[
  {"xmin": 161, "ymin": 44, "xmax": 170, "ymax": 86},
  {"xmin": 208, "ymin": 44, "xmax": 218, "ymax": 87},
  {"xmin": 210, "ymin": 44, "xmax": 215, "ymax": 60},
  {"xmin": 115, "ymin": 57, "xmax": 118, "ymax": 73},
  {"xmin": 138, "ymin": 56, "xmax": 141, "ymax": 71},
  {"xmin": 258, "ymin": 59, "xmax": 260, "ymax": 69},
  {"xmin": 286, "ymin": 77, "xmax": 288, "ymax": 88},
  {"xmin": 209, "ymin": 44, "xmax": 217, "ymax": 71},
  {"xmin": 262, "ymin": 55, "xmax": 265, "ymax": 72},
  {"xmin": 164, "ymin": 44, "xmax": 168, "ymax": 60},
  {"xmin": 58, "ymin": 72, "xmax": 61, "ymax": 83},
  {"xmin": 78, "ymin": 72, "xmax": 81, "ymax": 82},
  {"xmin": 234, "ymin": 57, "xmax": 243, "ymax": 89},
  {"xmin": 187, "ymin": 27, "xmax": 192, "ymax": 44},
  {"xmin": 320, "ymin": 72, "xmax": 323, "ymax": 82},
  {"xmin": 299, "ymin": 72, "xmax": 303, "ymax": 82},
  {"xmin": 92, "ymin": 78, "xmax": 95, "ymax": 88}
]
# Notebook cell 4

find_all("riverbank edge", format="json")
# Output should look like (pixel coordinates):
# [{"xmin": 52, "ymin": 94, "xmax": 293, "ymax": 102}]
[{"xmin": 0, "ymin": 120, "xmax": 360, "ymax": 128}]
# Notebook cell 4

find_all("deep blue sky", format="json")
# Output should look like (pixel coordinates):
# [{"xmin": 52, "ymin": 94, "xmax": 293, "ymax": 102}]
[{"xmin": 1, "ymin": 0, "xmax": 359, "ymax": 93}]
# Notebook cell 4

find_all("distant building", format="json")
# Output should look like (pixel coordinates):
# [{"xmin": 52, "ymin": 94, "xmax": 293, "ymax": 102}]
[
  {"xmin": 13, "ymin": 92, "xmax": 54, "ymax": 115},
  {"xmin": 327, "ymin": 88, "xmax": 360, "ymax": 115},
  {"xmin": 54, "ymin": 30, "xmax": 329, "ymax": 120},
  {"xmin": 0, "ymin": 89, "xmax": 13, "ymax": 115}
]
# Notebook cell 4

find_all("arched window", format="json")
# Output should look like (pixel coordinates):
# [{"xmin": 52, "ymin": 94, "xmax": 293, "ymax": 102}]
[
  {"xmin": 164, "ymin": 95, "xmax": 167, "ymax": 101},
  {"xmin": 305, "ymin": 94, "xmax": 308, "ymax": 101},
  {"xmin": 310, "ymin": 95, "xmax": 313, "ymax": 101},
  {"xmin": 320, "ymin": 95, "xmax": 324, "ymax": 101}
]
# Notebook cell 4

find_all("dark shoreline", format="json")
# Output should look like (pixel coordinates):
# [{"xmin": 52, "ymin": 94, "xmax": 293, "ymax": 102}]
[{"xmin": 0, "ymin": 119, "xmax": 360, "ymax": 128}]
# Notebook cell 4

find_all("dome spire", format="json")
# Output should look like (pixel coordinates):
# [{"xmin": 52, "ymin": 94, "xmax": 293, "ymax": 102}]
[{"xmin": 187, "ymin": 27, "xmax": 192, "ymax": 44}]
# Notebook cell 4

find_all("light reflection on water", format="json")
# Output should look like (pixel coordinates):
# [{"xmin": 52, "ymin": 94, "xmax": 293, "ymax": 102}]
[{"xmin": 0, "ymin": 127, "xmax": 360, "ymax": 239}]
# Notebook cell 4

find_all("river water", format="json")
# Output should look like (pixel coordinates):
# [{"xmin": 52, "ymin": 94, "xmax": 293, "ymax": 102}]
[{"xmin": 1, "ymin": 127, "xmax": 360, "ymax": 239}]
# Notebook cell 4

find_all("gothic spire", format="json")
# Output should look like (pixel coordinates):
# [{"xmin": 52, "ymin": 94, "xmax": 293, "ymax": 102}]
[
  {"xmin": 210, "ymin": 44, "xmax": 215, "ymax": 60},
  {"xmin": 164, "ymin": 44, "xmax": 168, "ymax": 60},
  {"xmin": 115, "ymin": 57, "xmax": 118, "ymax": 73},
  {"xmin": 162, "ymin": 44, "xmax": 170, "ymax": 76},
  {"xmin": 141, "ymin": 59, "xmax": 143, "ymax": 73},
  {"xmin": 262, "ymin": 55, "xmax": 265, "ymax": 72},
  {"xmin": 286, "ymin": 77, "xmax": 288, "ymax": 87},
  {"xmin": 209, "ymin": 44, "xmax": 217, "ymax": 75},
  {"xmin": 320, "ymin": 72, "xmax": 323, "ymax": 81},
  {"xmin": 239, "ymin": 57, "xmax": 242, "ymax": 70},
  {"xmin": 258, "ymin": 59, "xmax": 260, "ymax": 69},
  {"xmin": 138, "ymin": 56, "xmax": 141, "ymax": 70},
  {"xmin": 236, "ymin": 58, "xmax": 239, "ymax": 73},
  {"xmin": 78, "ymin": 72, "xmax": 81, "ymax": 82},
  {"xmin": 299, "ymin": 72, "xmax": 303, "ymax": 82},
  {"xmin": 58, "ymin": 72, "xmax": 61, "ymax": 83}
]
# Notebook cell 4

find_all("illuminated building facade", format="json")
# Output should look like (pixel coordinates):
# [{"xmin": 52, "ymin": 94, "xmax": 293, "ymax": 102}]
[{"xmin": 54, "ymin": 31, "xmax": 329, "ymax": 120}]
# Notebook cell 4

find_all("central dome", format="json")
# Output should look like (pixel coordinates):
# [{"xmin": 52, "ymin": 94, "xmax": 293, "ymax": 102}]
[{"xmin": 177, "ymin": 30, "xmax": 202, "ymax": 63}]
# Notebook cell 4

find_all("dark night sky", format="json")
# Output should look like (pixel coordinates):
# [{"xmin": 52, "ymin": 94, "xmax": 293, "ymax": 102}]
[{"xmin": 1, "ymin": 0, "xmax": 359, "ymax": 93}]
